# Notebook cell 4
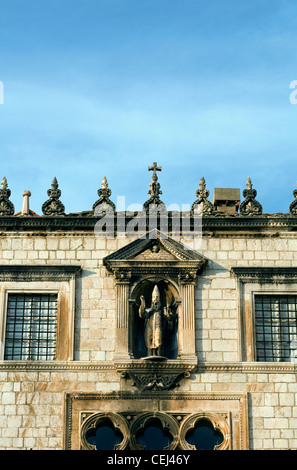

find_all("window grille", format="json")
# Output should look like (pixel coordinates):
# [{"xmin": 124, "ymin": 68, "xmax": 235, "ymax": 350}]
[
  {"xmin": 4, "ymin": 293, "xmax": 58, "ymax": 360},
  {"xmin": 255, "ymin": 295, "xmax": 297, "ymax": 362}
]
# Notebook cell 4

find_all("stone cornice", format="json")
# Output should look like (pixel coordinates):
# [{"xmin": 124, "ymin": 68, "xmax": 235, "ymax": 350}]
[
  {"xmin": 197, "ymin": 361, "xmax": 297, "ymax": 373},
  {"xmin": 0, "ymin": 265, "xmax": 81, "ymax": 282},
  {"xmin": 0, "ymin": 213, "xmax": 297, "ymax": 234},
  {"xmin": 231, "ymin": 267, "xmax": 297, "ymax": 284},
  {"xmin": 66, "ymin": 391, "xmax": 246, "ymax": 401},
  {"xmin": 0, "ymin": 360, "xmax": 296, "ymax": 374},
  {"xmin": 0, "ymin": 361, "xmax": 117, "ymax": 371}
]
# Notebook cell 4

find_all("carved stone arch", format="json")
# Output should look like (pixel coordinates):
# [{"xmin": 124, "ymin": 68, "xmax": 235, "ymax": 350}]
[
  {"xmin": 80, "ymin": 412, "xmax": 130, "ymax": 450},
  {"xmin": 179, "ymin": 412, "xmax": 231, "ymax": 450},
  {"xmin": 130, "ymin": 276, "xmax": 181, "ymax": 359},
  {"xmin": 129, "ymin": 412, "xmax": 179, "ymax": 450},
  {"xmin": 130, "ymin": 274, "xmax": 181, "ymax": 301}
]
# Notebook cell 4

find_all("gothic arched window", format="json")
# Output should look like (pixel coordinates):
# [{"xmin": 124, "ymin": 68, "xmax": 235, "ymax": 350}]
[{"xmin": 185, "ymin": 418, "xmax": 224, "ymax": 450}]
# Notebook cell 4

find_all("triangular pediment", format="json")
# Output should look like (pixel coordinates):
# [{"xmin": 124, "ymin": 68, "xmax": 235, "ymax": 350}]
[{"xmin": 103, "ymin": 230, "xmax": 206, "ymax": 267}]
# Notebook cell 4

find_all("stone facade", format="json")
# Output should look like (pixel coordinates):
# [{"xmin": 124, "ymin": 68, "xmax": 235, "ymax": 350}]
[{"xmin": 0, "ymin": 173, "xmax": 297, "ymax": 450}]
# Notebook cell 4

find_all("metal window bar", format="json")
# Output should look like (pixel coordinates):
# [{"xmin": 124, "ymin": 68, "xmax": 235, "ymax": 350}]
[
  {"xmin": 4, "ymin": 293, "xmax": 57, "ymax": 360},
  {"xmin": 255, "ymin": 295, "xmax": 297, "ymax": 362}
]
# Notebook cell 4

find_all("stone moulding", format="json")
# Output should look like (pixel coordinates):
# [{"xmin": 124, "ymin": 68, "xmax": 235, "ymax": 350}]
[
  {"xmin": 65, "ymin": 391, "xmax": 249, "ymax": 450},
  {"xmin": 103, "ymin": 228, "xmax": 206, "ymax": 263},
  {"xmin": 198, "ymin": 362, "xmax": 297, "ymax": 373},
  {"xmin": 0, "ymin": 265, "xmax": 81, "ymax": 282},
  {"xmin": 231, "ymin": 266, "xmax": 297, "ymax": 284},
  {"xmin": 0, "ymin": 360, "xmax": 295, "ymax": 373},
  {"xmin": 0, "ymin": 213, "xmax": 297, "ymax": 234}
]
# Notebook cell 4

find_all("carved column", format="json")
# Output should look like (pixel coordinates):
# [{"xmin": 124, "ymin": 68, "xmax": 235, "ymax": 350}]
[
  {"xmin": 114, "ymin": 270, "xmax": 132, "ymax": 361},
  {"xmin": 179, "ymin": 271, "xmax": 197, "ymax": 361}
]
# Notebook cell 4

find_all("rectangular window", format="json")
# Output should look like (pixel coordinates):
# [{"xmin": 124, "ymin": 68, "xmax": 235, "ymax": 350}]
[
  {"xmin": 255, "ymin": 295, "xmax": 297, "ymax": 362},
  {"xmin": 4, "ymin": 293, "xmax": 58, "ymax": 360}
]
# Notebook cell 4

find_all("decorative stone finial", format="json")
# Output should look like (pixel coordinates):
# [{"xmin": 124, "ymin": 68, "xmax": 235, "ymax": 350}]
[
  {"xmin": 42, "ymin": 177, "xmax": 65, "ymax": 216},
  {"xmin": 289, "ymin": 183, "xmax": 297, "ymax": 215},
  {"xmin": 246, "ymin": 176, "xmax": 253, "ymax": 190},
  {"xmin": 93, "ymin": 176, "xmax": 115, "ymax": 212},
  {"xmin": 191, "ymin": 177, "xmax": 214, "ymax": 215},
  {"xmin": 239, "ymin": 177, "xmax": 263, "ymax": 216},
  {"xmin": 143, "ymin": 162, "xmax": 165, "ymax": 210},
  {"xmin": 101, "ymin": 176, "xmax": 108, "ymax": 189},
  {"xmin": 1, "ymin": 177, "xmax": 8, "ymax": 190},
  {"xmin": 21, "ymin": 190, "xmax": 31, "ymax": 216},
  {"xmin": 0, "ymin": 176, "xmax": 15, "ymax": 216}
]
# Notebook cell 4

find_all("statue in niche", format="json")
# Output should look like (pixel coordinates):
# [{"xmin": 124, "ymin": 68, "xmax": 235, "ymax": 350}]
[{"xmin": 139, "ymin": 284, "xmax": 177, "ymax": 359}]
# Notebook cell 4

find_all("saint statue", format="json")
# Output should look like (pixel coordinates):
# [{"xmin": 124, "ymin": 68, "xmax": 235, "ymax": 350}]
[{"xmin": 139, "ymin": 284, "xmax": 176, "ymax": 358}]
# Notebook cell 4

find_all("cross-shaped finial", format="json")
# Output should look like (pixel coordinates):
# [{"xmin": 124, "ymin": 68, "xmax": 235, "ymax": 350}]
[
  {"xmin": 143, "ymin": 162, "xmax": 164, "ymax": 209},
  {"xmin": 148, "ymin": 162, "xmax": 162, "ymax": 175}
]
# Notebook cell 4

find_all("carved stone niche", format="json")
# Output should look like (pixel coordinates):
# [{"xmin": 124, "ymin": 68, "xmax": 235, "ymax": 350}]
[{"xmin": 103, "ymin": 230, "xmax": 207, "ymax": 390}]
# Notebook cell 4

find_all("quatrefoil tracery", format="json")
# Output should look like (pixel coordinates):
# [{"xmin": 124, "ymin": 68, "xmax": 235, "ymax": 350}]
[{"xmin": 81, "ymin": 411, "xmax": 230, "ymax": 451}]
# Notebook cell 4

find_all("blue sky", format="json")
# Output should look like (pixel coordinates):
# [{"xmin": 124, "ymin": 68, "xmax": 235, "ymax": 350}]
[{"xmin": 1, "ymin": 0, "xmax": 297, "ymax": 214}]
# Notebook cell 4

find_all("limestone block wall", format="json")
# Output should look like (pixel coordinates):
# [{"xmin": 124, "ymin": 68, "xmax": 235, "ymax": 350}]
[
  {"xmin": 194, "ymin": 235, "xmax": 297, "ymax": 362},
  {"xmin": 0, "ymin": 231, "xmax": 296, "ymax": 449},
  {"xmin": 0, "ymin": 233, "xmax": 125, "ymax": 361},
  {"xmin": 0, "ymin": 368, "xmax": 120, "ymax": 450},
  {"xmin": 0, "ymin": 367, "xmax": 296, "ymax": 450}
]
